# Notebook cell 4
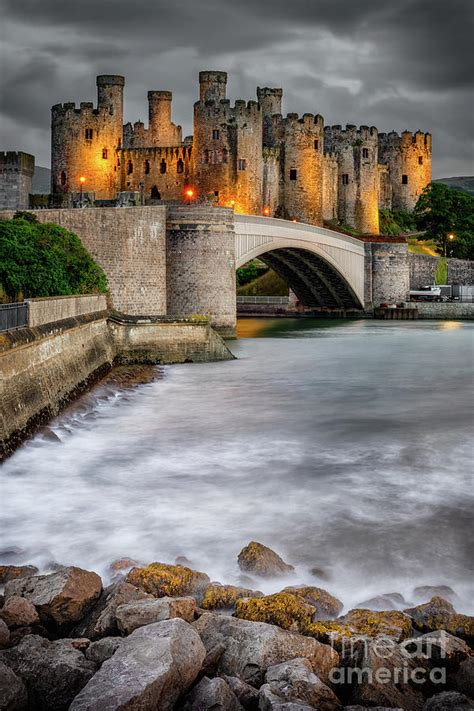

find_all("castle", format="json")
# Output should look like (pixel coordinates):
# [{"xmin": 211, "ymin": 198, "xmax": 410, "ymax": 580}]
[{"xmin": 50, "ymin": 72, "xmax": 432, "ymax": 234}]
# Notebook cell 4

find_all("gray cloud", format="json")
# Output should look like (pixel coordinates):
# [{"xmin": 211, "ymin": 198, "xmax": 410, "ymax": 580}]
[{"xmin": 0, "ymin": 0, "xmax": 472, "ymax": 177}]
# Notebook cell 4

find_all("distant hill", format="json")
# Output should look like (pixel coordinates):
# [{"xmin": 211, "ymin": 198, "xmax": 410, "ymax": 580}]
[
  {"xmin": 32, "ymin": 166, "xmax": 51, "ymax": 194},
  {"xmin": 434, "ymin": 176, "xmax": 474, "ymax": 196}
]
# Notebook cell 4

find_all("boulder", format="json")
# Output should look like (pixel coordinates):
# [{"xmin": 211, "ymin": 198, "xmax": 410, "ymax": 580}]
[
  {"xmin": 193, "ymin": 612, "xmax": 339, "ymax": 687},
  {"xmin": 0, "ymin": 660, "xmax": 28, "ymax": 711},
  {"xmin": 201, "ymin": 584, "xmax": 263, "ymax": 610},
  {"xmin": 115, "ymin": 596, "xmax": 196, "ymax": 634},
  {"xmin": 422, "ymin": 690, "xmax": 474, "ymax": 710},
  {"xmin": 220, "ymin": 675, "xmax": 259, "ymax": 710},
  {"xmin": 0, "ymin": 596, "xmax": 39, "ymax": 629},
  {"xmin": 283, "ymin": 586, "xmax": 343, "ymax": 620},
  {"xmin": 71, "ymin": 580, "xmax": 154, "ymax": 639},
  {"xmin": 259, "ymin": 684, "xmax": 314, "ymax": 710},
  {"xmin": 69, "ymin": 618, "xmax": 206, "ymax": 711},
  {"xmin": 84, "ymin": 637, "xmax": 123, "ymax": 665},
  {"xmin": 344, "ymin": 707, "xmax": 404, "ymax": 710},
  {"xmin": 181, "ymin": 676, "xmax": 243, "ymax": 710},
  {"xmin": 0, "ymin": 566, "xmax": 38, "ymax": 585},
  {"xmin": 265, "ymin": 657, "xmax": 342, "ymax": 710},
  {"xmin": 355, "ymin": 594, "xmax": 406, "ymax": 611},
  {"xmin": 237, "ymin": 542, "xmax": 294, "ymax": 578},
  {"xmin": 402, "ymin": 630, "xmax": 470, "ymax": 671},
  {"xmin": 126, "ymin": 562, "xmax": 210, "ymax": 598},
  {"xmin": 340, "ymin": 609, "xmax": 413, "ymax": 642},
  {"xmin": 449, "ymin": 656, "xmax": 474, "ymax": 697},
  {"xmin": 0, "ymin": 620, "xmax": 10, "ymax": 648},
  {"xmin": 5, "ymin": 567, "xmax": 102, "ymax": 628},
  {"xmin": 0, "ymin": 634, "xmax": 96, "ymax": 710},
  {"xmin": 235, "ymin": 593, "xmax": 315, "ymax": 633},
  {"xmin": 412, "ymin": 586, "xmax": 459, "ymax": 605},
  {"xmin": 303, "ymin": 620, "xmax": 354, "ymax": 652},
  {"xmin": 404, "ymin": 597, "xmax": 474, "ymax": 644}
]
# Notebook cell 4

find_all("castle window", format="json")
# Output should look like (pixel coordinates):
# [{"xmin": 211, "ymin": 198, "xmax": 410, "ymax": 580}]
[
  {"xmin": 314, "ymin": 139, "xmax": 319, "ymax": 150},
  {"xmin": 177, "ymin": 158, "xmax": 184, "ymax": 174},
  {"xmin": 238, "ymin": 159, "xmax": 247, "ymax": 171},
  {"xmin": 362, "ymin": 148, "xmax": 369, "ymax": 159},
  {"xmin": 214, "ymin": 190, "xmax": 219, "ymax": 198},
  {"xmin": 85, "ymin": 128, "xmax": 93, "ymax": 140},
  {"xmin": 144, "ymin": 160, "xmax": 150, "ymax": 175},
  {"xmin": 212, "ymin": 129, "xmax": 220, "ymax": 140},
  {"xmin": 342, "ymin": 173, "xmax": 349, "ymax": 185},
  {"xmin": 160, "ymin": 159, "xmax": 167, "ymax": 174},
  {"xmin": 60, "ymin": 171, "xmax": 67, "ymax": 186},
  {"xmin": 222, "ymin": 149, "xmax": 228, "ymax": 164},
  {"xmin": 290, "ymin": 168, "xmax": 297, "ymax": 181},
  {"xmin": 418, "ymin": 156, "xmax": 423, "ymax": 165},
  {"xmin": 151, "ymin": 186, "xmax": 161, "ymax": 199},
  {"xmin": 213, "ymin": 150, "xmax": 219, "ymax": 164},
  {"xmin": 402, "ymin": 174, "xmax": 408, "ymax": 184},
  {"xmin": 127, "ymin": 160, "xmax": 133, "ymax": 175},
  {"xmin": 102, "ymin": 148, "xmax": 108, "ymax": 159},
  {"xmin": 204, "ymin": 150, "xmax": 209, "ymax": 164}
]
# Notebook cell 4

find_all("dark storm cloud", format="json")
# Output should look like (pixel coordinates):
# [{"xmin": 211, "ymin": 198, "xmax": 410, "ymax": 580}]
[{"xmin": 0, "ymin": 0, "xmax": 473, "ymax": 176}]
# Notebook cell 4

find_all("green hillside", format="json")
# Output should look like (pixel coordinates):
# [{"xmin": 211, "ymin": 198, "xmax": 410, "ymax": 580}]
[
  {"xmin": 237, "ymin": 268, "xmax": 289, "ymax": 296},
  {"xmin": 434, "ymin": 176, "xmax": 474, "ymax": 197}
]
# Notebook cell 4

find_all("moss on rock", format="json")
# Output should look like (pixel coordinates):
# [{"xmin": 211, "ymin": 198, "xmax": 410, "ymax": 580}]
[
  {"xmin": 340, "ymin": 608, "xmax": 413, "ymax": 641},
  {"xmin": 126, "ymin": 562, "xmax": 210, "ymax": 598},
  {"xmin": 201, "ymin": 584, "xmax": 263, "ymax": 610},
  {"xmin": 237, "ymin": 542, "xmax": 294, "ymax": 578},
  {"xmin": 234, "ymin": 592, "xmax": 314, "ymax": 632},
  {"xmin": 404, "ymin": 597, "xmax": 474, "ymax": 645},
  {"xmin": 282, "ymin": 585, "xmax": 343, "ymax": 620}
]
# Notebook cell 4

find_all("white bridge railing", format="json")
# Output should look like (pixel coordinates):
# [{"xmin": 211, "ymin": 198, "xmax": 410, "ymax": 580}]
[{"xmin": 237, "ymin": 296, "xmax": 289, "ymax": 304}]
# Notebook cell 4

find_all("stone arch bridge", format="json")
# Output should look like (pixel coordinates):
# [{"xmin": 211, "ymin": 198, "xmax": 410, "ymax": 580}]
[{"xmin": 0, "ymin": 205, "xmax": 410, "ymax": 336}]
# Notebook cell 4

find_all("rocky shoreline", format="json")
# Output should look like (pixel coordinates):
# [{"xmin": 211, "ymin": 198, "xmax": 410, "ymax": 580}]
[{"xmin": 0, "ymin": 541, "xmax": 472, "ymax": 710}]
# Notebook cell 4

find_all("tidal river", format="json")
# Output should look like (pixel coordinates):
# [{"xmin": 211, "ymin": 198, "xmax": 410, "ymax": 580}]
[{"xmin": 2, "ymin": 319, "xmax": 473, "ymax": 613}]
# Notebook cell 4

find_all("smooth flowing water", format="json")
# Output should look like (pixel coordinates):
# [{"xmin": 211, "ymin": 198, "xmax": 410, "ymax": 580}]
[{"xmin": 2, "ymin": 319, "xmax": 473, "ymax": 612}]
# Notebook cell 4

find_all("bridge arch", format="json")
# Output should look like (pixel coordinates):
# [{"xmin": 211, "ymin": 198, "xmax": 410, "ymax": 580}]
[{"xmin": 234, "ymin": 215, "xmax": 366, "ymax": 310}]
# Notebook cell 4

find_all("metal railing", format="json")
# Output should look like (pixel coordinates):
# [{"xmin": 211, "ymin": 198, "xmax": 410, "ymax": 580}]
[
  {"xmin": 237, "ymin": 295, "xmax": 289, "ymax": 304},
  {"xmin": 0, "ymin": 302, "xmax": 29, "ymax": 331}
]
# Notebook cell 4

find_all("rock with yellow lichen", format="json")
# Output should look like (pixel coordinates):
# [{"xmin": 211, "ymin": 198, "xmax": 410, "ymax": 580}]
[
  {"xmin": 304, "ymin": 620, "xmax": 354, "ymax": 651},
  {"xmin": 234, "ymin": 592, "xmax": 315, "ymax": 632},
  {"xmin": 339, "ymin": 608, "xmax": 413, "ymax": 641},
  {"xmin": 404, "ymin": 596, "xmax": 474, "ymax": 645},
  {"xmin": 200, "ymin": 583, "xmax": 263, "ymax": 610},
  {"xmin": 282, "ymin": 585, "xmax": 343, "ymax": 620},
  {"xmin": 237, "ymin": 541, "xmax": 294, "ymax": 578},
  {"xmin": 125, "ymin": 562, "xmax": 210, "ymax": 599}
]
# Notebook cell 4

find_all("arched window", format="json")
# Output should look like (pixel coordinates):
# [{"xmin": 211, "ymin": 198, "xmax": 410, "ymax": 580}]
[
  {"xmin": 144, "ymin": 160, "xmax": 150, "ymax": 175},
  {"xmin": 177, "ymin": 158, "xmax": 184, "ymax": 174},
  {"xmin": 151, "ymin": 186, "xmax": 161, "ymax": 199},
  {"xmin": 60, "ymin": 171, "xmax": 67, "ymax": 186},
  {"xmin": 160, "ymin": 159, "xmax": 167, "ymax": 174},
  {"xmin": 127, "ymin": 160, "xmax": 133, "ymax": 175},
  {"xmin": 102, "ymin": 148, "xmax": 108, "ymax": 159}
]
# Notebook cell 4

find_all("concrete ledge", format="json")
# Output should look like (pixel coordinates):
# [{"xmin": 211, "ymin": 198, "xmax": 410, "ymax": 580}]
[{"xmin": 27, "ymin": 294, "xmax": 108, "ymax": 327}]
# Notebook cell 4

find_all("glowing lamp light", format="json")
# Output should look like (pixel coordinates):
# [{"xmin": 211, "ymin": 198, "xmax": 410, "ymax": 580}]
[
  {"xmin": 79, "ymin": 176, "xmax": 86, "ymax": 184},
  {"xmin": 263, "ymin": 207, "xmax": 270, "ymax": 216},
  {"xmin": 185, "ymin": 188, "xmax": 194, "ymax": 198},
  {"xmin": 448, "ymin": 233, "xmax": 455, "ymax": 240},
  {"xmin": 230, "ymin": 200, "xmax": 236, "ymax": 207},
  {"xmin": 292, "ymin": 218, "xmax": 298, "ymax": 223}
]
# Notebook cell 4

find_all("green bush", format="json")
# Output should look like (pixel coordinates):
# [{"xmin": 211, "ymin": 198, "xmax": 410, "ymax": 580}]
[
  {"xmin": 0, "ymin": 215, "xmax": 108, "ymax": 301},
  {"xmin": 379, "ymin": 209, "xmax": 416, "ymax": 235},
  {"xmin": 414, "ymin": 183, "xmax": 474, "ymax": 259}
]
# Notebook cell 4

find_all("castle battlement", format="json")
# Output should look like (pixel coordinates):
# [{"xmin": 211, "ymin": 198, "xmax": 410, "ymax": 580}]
[
  {"xmin": 379, "ymin": 130, "xmax": 432, "ymax": 150},
  {"xmin": 325, "ymin": 124, "xmax": 378, "ymax": 141},
  {"xmin": 0, "ymin": 151, "xmax": 35, "ymax": 174}
]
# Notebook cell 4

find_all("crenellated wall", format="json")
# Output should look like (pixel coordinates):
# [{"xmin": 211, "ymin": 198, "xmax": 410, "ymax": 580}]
[{"xmin": 0, "ymin": 151, "xmax": 34, "ymax": 209}]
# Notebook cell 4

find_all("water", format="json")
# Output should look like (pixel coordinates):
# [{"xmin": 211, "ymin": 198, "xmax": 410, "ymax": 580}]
[{"xmin": 2, "ymin": 319, "xmax": 473, "ymax": 613}]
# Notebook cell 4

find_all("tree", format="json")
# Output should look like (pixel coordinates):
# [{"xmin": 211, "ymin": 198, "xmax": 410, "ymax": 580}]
[
  {"xmin": 414, "ymin": 183, "xmax": 474, "ymax": 259},
  {"xmin": 0, "ymin": 215, "xmax": 108, "ymax": 301}
]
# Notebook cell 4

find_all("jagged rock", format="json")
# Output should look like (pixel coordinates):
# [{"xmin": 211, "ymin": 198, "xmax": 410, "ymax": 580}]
[
  {"xmin": 340, "ymin": 608, "xmax": 413, "ymax": 641},
  {"xmin": 193, "ymin": 612, "xmax": 338, "ymax": 687},
  {"xmin": 176, "ymin": 556, "xmax": 194, "ymax": 567},
  {"xmin": 0, "ymin": 596, "xmax": 39, "ymax": 629},
  {"xmin": 115, "ymin": 596, "xmax": 195, "ymax": 634},
  {"xmin": 422, "ymin": 690, "xmax": 474, "ymax": 710},
  {"xmin": 412, "ymin": 586, "xmax": 459, "ymax": 605},
  {"xmin": 303, "ymin": 620, "xmax": 354, "ymax": 652},
  {"xmin": 259, "ymin": 684, "xmax": 314, "ymax": 710},
  {"xmin": 237, "ymin": 542, "xmax": 294, "ymax": 578},
  {"xmin": 0, "ymin": 620, "xmax": 10, "ymax": 648},
  {"xmin": 4, "ymin": 567, "xmax": 102, "ymax": 628},
  {"xmin": 265, "ymin": 657, "xmax": 342, "ymax": 710},
  {"xmin": 221, "ymin": 675, "xmax": 259, "ymax": 710},
  {"xmin": 449, "ymin": 656, "xmax": 474, "ymax": 697},
  {"xmin": 181, "ymin": 676, "xmax": 244, "ymax": 710},
  {"xmin": 344, "ymin": 707, "xmax": 404, "ymax": 710},
  {"xmin": 69, "ymin": 618, "xmax": 206, "ymax": 710},
  {"xmin": 282, "ymin": 586, "xmax": 343, "ymax": 620},
  {"xmin": 402, "ymin": 630, "xmax": 470, "ymax": 671},
  {"xmin": 201, "ymin": 642, "xmax": 227, "ymax": 676},
  {"xmin": 0, "ymin": 566, "xmax": 38, "ymax": 585},
  {"xmin": 404, "ymin": 597, "xmax": 474, "ymax": 644},
  {"xmin": 354, "ymin": 594, "xmax": 406, "ymax": 611},
  {"xmin": 201, "ymin": 583, "xmax": 263, "ymax": 610},
  {"xmin": 0, "ymin": 634, "xmax": 96, "ymax": 710},
  {"xmin": 126, "ymin": 561, "xmax": 210, "ymax": 598},
  {"xmin": 0, "ymin": 660, "xmax": 28, "ymax": 710},
  {"xmin": 71, "ymin": 580, "xmax": 154, "ymax": 639},
  {"xmin": 84, "ymin": 637, "xmax": 123, "ymax": 665},
  {"xmin": 108, "ymin": 558, "xmax": 140, "ymax": 580},
  {"xmin": 235, "ymin": 593, "xmax": 315, "ymax": 633}
]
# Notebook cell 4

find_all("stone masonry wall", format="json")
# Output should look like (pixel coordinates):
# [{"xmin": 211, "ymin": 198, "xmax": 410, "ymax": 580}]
[
  {"xmin": 27, "ymin": 294, "xmax": 107, "ymax": 327},
  {"xmin": 283, "ymin": 114, "xmax": 324, "ymax": 224},
  {"xmin": 0, "ymin": 152, "xmax": 34, "ymax": 210},
  {"xmin": 409, "ymin": 254, "xmax": 474, "ymax": 289},
  {"xmin": 367, "ymin": 242, "xmax": 410, "ymax": 305}
]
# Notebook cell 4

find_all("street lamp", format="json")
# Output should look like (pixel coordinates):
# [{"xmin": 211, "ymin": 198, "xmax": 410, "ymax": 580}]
[
  {"xmin": 79, "ymin": 176, "xmax": 86, "ymax": 208},
  {"xmin": 184, "ymin": 187, "xmax": 195, "ymax": 203},
  {"xmin": 444, "ymin": 232, "xmax": 455, "ymax": 257}
]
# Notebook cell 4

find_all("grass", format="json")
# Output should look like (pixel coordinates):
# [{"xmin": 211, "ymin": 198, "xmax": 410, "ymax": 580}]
[
  {"xmin": 237, "ymin": 268, "xmax": 289, "ymax": 296},
  {"xmin": 406, "ymin": 238, "xmax": 439, "ymax": 256}
]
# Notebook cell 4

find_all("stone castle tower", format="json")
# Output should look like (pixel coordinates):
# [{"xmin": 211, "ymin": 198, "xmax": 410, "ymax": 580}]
[
  {"xmin": 51, "ymin": 72, "xmax": 431, "ymax": 234},
  {"xmin": 0, "ymin": 151, "xmax": 34, "ymax": 209}
]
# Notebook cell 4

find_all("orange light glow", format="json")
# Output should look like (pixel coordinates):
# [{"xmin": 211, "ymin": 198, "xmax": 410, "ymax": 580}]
[
  {"xmin": 185, "ymin": 188, "xmax": 195, "ymax": 199},
  {"xmin": 79, "ymin": 176, "xmax": 86, "ymax": 184},
  {"xmin": 292, "ymin": 218, "xmax": 297, "ymax": 223},
  {"xmin": 448, "ymin": 233, "xmax": 455, "ymax": 240},
  {"xmin": 230, "ymin": 200, "xmax": 236, "ymax": 207},
  {"xmin": 263, "ymin": 207, "xmax": 270, "ymax": 216}
]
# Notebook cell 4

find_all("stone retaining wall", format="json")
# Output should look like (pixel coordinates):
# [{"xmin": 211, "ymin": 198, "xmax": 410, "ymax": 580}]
[
  {"xmin": 27, "ymin": 294, "xmax": 107, "ymax": 327},
  {"xmin": 413, "ymin": 302, "xmax": 474, "ymax": 320},
  {"xmin": 409, "ymin": 254, "xmax": 474, "ymax": 289}
]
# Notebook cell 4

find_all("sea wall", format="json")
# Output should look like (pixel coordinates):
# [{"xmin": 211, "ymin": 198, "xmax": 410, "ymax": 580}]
[
  {"xmin": 414, "ymin": 302, "xmax": 474, "ymax": 320},
  {"xmin": 27, "ymin": 294, "xmax": 107, "ymax": 327}
]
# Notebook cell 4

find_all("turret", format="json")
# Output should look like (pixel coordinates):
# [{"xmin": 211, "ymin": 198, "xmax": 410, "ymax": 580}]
[
  {"xmin": 97, "ymin": 75, "xmax": 124, "ymax": 127},
  {"xmin": 147, "ymin": 91, "xmax": 182, "ymax": 146},
  {"xmin": 378, "ymin": 130, "xmax": 431, "ymax": 211},
  {"xmin": 257, "ymin": 87, "xmax": 283, "ymax": 146},
  {"xmin": 199, "ymin": 71, "xmax": 227, "ymax": 103}
]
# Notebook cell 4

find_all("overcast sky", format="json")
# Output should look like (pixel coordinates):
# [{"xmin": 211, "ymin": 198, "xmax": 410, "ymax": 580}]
[{"xmin": 1, "ymin": 0, "xmax": 473, "ymax": 177}]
